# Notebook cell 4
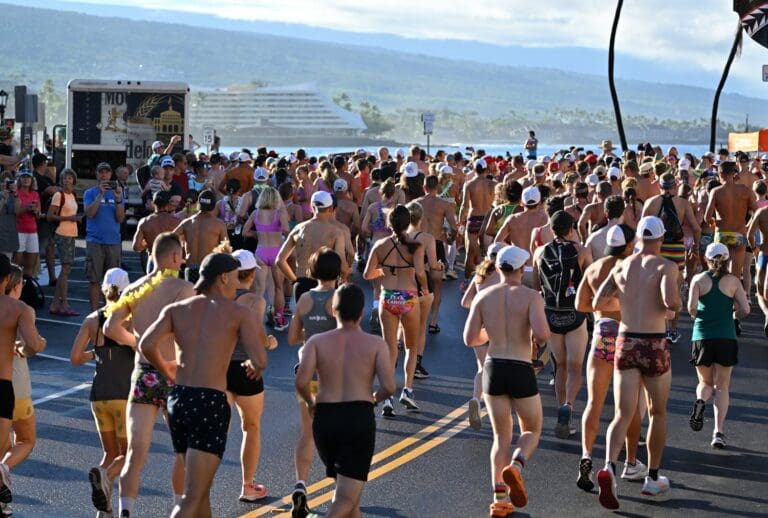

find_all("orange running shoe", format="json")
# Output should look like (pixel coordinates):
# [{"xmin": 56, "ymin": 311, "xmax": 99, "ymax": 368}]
[
  {"xmin": 502, "ymin": 465, "xmax": 528, "ymax": 508},
  {"xmin": 489, "ymin": 501, "xmax": 515, "ymax": 517}
]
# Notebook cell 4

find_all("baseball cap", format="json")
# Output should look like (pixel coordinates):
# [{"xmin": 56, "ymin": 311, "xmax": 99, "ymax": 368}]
[
  {"xmin": 238, "ymin": 152, "xmax": 252, "ymax": 163},
  {"xmin": 196, "ymin": 190, "xmax": 217, "ymax": 212},
  {"xmin": 403, "ymin": 162, "xmax": 421, "ymax": 178},
  {"xmin": 637, "ymin": 216, "xmax": 665, "ymax": 240},
  {"xmin": 194, "ymin": 253, "xmax": 241, "ymax": 293},
  {"xmin": 311, "ymin": 190, "xmax": 333, "ymax": 209},
  {"xmin": 678, "ymin": 158, "xmax": 691, "ymax": 171},
  {"xmin": 587, "ymin": 173, "xmax": 600, "ymax": 186},
  {"xmin": 522, "ymin": 186, "xmax": 541, "ymax": 206},
  {"xmin": 253, "ymin": 167, "xmax": 269, "ymax": 182},
  {"xmin": 395, "ymin": 148, "xmax": 406, "ymax": 158},
  {"xmin": 540, "ymin": 155, "xmax": 552, "ymax": 164},
  {"xmin": 96, "ymin": 162, "xmax": 112, "ymax": 172},
  {"xmin": 102, "ymin": 267, "xmax": 130, "ymax": 294},
  {"xmin": 151, "ymin": 140, "xmax": 164, "ymax": 151},
  {"xmin": 474, "ymin": 158, "xmax": 487, "ymax": 170},
  {"xmin": 660, "ymin": 172, "xmax": 676, "ymax": 190},
  {"xmin": 17, "ymin": 170, "xmax": 33, "ymax": 177},
  {"xmin": 486, "ymin": 242, "xmax": 505, "ymax": 259},
  {"xmin": 356, "ymin": 148, "xmax": 367, "ymax": 156},
  {"xmin": 333, "ymin": 178, "xmax": 348, "ymax": 192},
  {"xmin": 639, "ymin": 162, "xmax": 654, "ymax": 175},
  {"xmin": 604, "ymin": 224, "xmax": 636, "ymax": 257},
  {"xmin": 438, "ymin": 164, "xmax": 454, "ymax": 175},
  {"xmin": 608, "ymin": 167, "xmax": 621, "ymax": 180},
  {"xmin": 160, "ymin": 156, "xmax": 175, "ymax": 168},
  {"xmin": 548, "ymin": 161, "xmax": 559, "ymax": 173},
  {"xmin": 553, "ymin": 172, "xmax": 565, "ymax": 183},
  {"xmin": 232, "ymin": 249, "xmax": 260, "ymax": 271},
  {"xmin": 496, "ymin": 245, "xmax": 530, "ymax": 271},
  {"xmin": 526, "ymin": 159, "xmax": 537, "ymax": 171},
  {"xmin": 584, "ymin": 154, "xmax": 598, "ymax": 166},
  {"xmin": 152, "ymin": 190, "xmax": 172, "ymax": 206},
  {"xmin": 704, "ymin": 242, "xmax": 729, "ymax": 260}
]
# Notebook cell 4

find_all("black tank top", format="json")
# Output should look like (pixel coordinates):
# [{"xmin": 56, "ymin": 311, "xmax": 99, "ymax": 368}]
[{"xmin": 90, "ymin": 310, "xmax": 136, "ymax": 402}]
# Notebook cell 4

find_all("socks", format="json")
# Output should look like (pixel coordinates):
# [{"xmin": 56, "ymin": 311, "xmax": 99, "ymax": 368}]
[
  {"xmin": 511, "ymin": 450, "xmax": 526, "ymax": 471},
  {"xmin": 649, "ymin": 468, "xmax": 659, "ymax": 481},
  {"xmin": 295, "ymin": 480, "xmax": 307, "ymax": 493},
  {"xmin": 173, "ymin": 494, "xmax": 183, "ymax": 507},
  {"xmin": 494, "ymin": 483, "xmax": 507, "ymax": 502},
  {"xmin": 119, "ymin": 497, "xmax": 135, "ymax": 515},
  {"xmin": 608, "ymin": 462, "xmax": 617, "ymax": 475}
]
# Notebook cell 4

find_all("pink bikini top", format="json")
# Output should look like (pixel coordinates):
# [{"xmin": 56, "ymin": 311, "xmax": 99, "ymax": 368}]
[{"xmin": 253, "ymin": 208, "xmax": 281, "ymax": 233}]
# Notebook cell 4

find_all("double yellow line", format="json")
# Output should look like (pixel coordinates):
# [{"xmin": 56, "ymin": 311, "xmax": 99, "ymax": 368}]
[{"xmin": 240, "ymin": 403, "xmax": 485, "ymax": 517}]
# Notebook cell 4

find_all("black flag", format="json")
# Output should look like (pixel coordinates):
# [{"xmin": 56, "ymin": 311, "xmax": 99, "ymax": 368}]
[{"xmin": 735, "ymin": 0, "xmax": 768, "ymax": 48}]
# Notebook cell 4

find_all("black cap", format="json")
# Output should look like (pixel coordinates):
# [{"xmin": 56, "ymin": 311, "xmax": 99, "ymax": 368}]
[
  {"xmin": 194, "ymin": 253, "xmax": 240, "ymax": 293},
  {"xmin": 96, "ymin": 162, "xmax": 112, "ymax": 172},
  {"xmin": 153, "ymin": 189, "xmax": 172, "ymax": 207},
  {"xmin": 551, "ymin": 210, "xmax": 575, "ymax": 237},
  {"xmin": 197, "ymin": 189, "xmax": 216, "ymax": 212}
]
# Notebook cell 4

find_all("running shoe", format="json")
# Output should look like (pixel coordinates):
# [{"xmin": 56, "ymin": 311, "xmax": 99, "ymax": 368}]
[
  {"xmin": 240, "ymin": 482, "xmax": 267, "ymax": 502},
  {"xmin": 0, "ymin": 463, "xmax": 10, "ymax": 504},
  {"xmin": 468, "ymin": 398, "xmax": 482, "ymax": 430},
  {"xmin": 291, "ymin": 483, "xmax": 311, "ymax": 518},
  {"xmin": 621, "ymin": 460, "xmax": 647, "ymax": 481},
  {"xmin": 120, "ymin": 511, "xmax": 130, "ymax": 518},
  {"xmin": 266, "ymin": 305, "xmax": 275, "ymax": 327},
  {"xmin": 399, "ymin": 388, "xmax": 419, "ymax": 411},
  {"xmin": 711, "ymin": 432, "xmax": 726, "ymax": 449},
  {"xmin": 0, "ymin": 502, "xmax": 11, "ymax": 516},
  {"xmin": 445, "ymin": 269, "xmax": 458, "ymax": 280},
  {"xmin": 274, "ymin": 314, "xmax": 290, "ymax": 332},
  {"xmin": 88, "ymin": 466, "xmax": 111, "ymax": 512},
  {"xmin": 689, "ymin": 398, "xmax": 706, "ymax": 431},
  {"xmin": 666, "ymin": 329, "xmax": 680, "ymax": 344},
  {"xmin": 555, "ymin": 404, "xmax": 572, "ymax": 439},
  {"xmin": 283, "ymin": 305, "xmax": 293, "ymax": 317},
  {"xmin": 382, "ymin": 397, "xmax": 395, "ymax": 418},
  {"xmin": 489, "ymin": 501, "xmax": 514, "ymax": 517},
  {"xmin": 501, "ymin": 464, "xmax": 528, "ymax": 508},
  {"xmin": 641, "ymin": 475, "xmax": 670, "ymax": 496},
  {"xmin": 576, "ymin": 457, "xmax": 594, "ymax": 492},
  {"xmin": 597, "ymin": 466, "xmax": 620, "ymax": 510},
  {"xmin": 414, "ymin": 363, "xmax": 430, "ymax": 379}
]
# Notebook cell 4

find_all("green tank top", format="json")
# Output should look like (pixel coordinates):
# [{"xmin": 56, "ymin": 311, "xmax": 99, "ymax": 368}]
[
  {"xmin": 691, "ymin": 272, "xmax": 737, "ymax": 341},
  {"xmin": 495, "ymin": 203, "xmax": 517, "ymax": 233}
]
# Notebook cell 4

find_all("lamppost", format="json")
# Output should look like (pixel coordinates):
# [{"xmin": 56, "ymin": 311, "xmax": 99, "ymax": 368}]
[{"xmin": 0, "ymin": 90, "xmax": 7, "ymax": 124}]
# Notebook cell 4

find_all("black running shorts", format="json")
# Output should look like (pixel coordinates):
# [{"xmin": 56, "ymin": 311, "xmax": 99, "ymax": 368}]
[
  {"xmin": 0, "ymin": 380, "xmax": 14, "ymax": 420},
  {"xmin": 167, "ymin": 385, "xmax": 231, "ymax": 458},
  {"xmin": 483, "ymin": 358, "xmax": 539, "ymax": 399},
  {"xmin": 226, "ymin": 360, "xmax": 265, "ymax": 396},
  {"xmin": 690, "ymin": 339, "xmax": 738, "ymax": 367},
  {"xmin": 545, "ymin": 308, "xmax": 587, "ymax": 335},
  {"xmin": 313, "ymin": 401, "xmax": 376, "ymax": 481}
]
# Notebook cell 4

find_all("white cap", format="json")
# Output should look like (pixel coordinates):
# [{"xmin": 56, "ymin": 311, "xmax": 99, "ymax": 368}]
[
  {"xmin": 526, "ymin": 159, "xmax": 537, "ymax": 171},
  {"xmin": 496, "ymin": 245, "xmax": 530, "ymax": 271},
  {"xmin": 637, "ymin": 215, "xmax": 665, "ymax": 240},
  {"xmin": 553, "ymin": 172, "xmax": 564, "ymax": 183},
  {"xmin": 474, "ymin": 158, "xmax": 487, "ymax": 170},
  {"xmin": 311, "ymin": 190, "xmax": 334, "ymax": 209},
  {"xmin": 639, "ymin": 162, "xmax": 654, "ymax": 174},
  {"xmin": 232, "ymin": 249, "xmax": 260, "ymax": 271},
  {"xmin": 151, "ymin": 140, "xmax": 164, "ymax": 150},
  {"xmin": 288, "ymin": 154, "xmax": 298, "ymax": 164},
  {"xmin": 486, "ymin": 242, "xmax": 505, "ymax": 259},
  {"xmin": 403, "ymin": 162, "xmax": 421, "ymax": 178},
  {"xmin": 604, "ymin": 224, "xmax": 633, "ymax": 256},
  {"xmin": 229, "ymin": 151, "xmax": 240, "ymax": 161},
  {"xmin": 608, "ymin": 166, "xmax": 621, "ymax": 180},
  {"xmin": 540, "ymin": 155, "xmax": 552, "ymax": 164},
  {"xmin": 678, "ymin": 158, "xmax": 691, "ymax": 171},
  {"xmin": 395, "ymin": 148, "xmax": 406, "ymax": 158},
  {"xmin": 253, "ymin": 167, "xmax": 269, "ymax": 182},
  {"xmin": 333, "ymin": 178, "xmax": 348, "ymax": 192},
  {"xmin": 564, "ymin": 153, "xmax": 576, "ymax": 162},
  {"xmin": 102, "ymin": 268, "xmax": 130, "ymax": 294},
  {"xmin": 704, "ymin": 242, "xmax": 730, "ymax": 260},
  {"xmin": 238, "ymin": 152, "xmax": 252, "ymax": 163},
  {"xmin": 522, "ymin": 186, "xmax": 541, "ymax": 206},
  {"xmin": 356, "ymin": 148, "xmax": 367, "ymax": 156},
  {"xmin": 587, "ymin": 173, "xmax": 600, "ymax": 186},
  {"xmin": 439, "ymin": 164, "xmax": 454, "ymax": 175}
]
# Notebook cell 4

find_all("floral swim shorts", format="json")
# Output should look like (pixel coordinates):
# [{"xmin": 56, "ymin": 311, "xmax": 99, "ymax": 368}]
[
  {"xmin": 128, "ymin": 363, "xmax": 175, "ymax": 408},
  {"xmin": 615, "ymin": 333, "xmax": 671, "ymax": 377}
]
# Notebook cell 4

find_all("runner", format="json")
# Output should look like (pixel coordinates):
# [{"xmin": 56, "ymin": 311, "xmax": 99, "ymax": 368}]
[
  {"xmin": 459, "ymin": 159, "xmax": 496, "ymax": 289},
  {"xmin": 133, "ymin": 191, "xmax": 180, "ymax": 273},
  {"xmin": 295, "ymin": 283, "xmax": 395, "ymax": 518},
  {"xmin": 747, "ymin": 200, "xmax": 768, "ymax": 335},
  {"xmin": 687, "ymin": 243, "xmax": 750, "ymax": 449},
  {"xmin": 584, "ymin": 196, "xmax": 624, "ymax": 260},
  {"xmin": 532, "ymin": 210, "xmax": 591, "ymax": 438},
  {"xmin": 575, "ymin": 225, "xmax": 646, "ymax": 492},
  {"xmin": 70, "ymin": 267, "xmax": 134, "ymax": 514},
  {"xmin": 495, "ymin": 186, "xmax": 548, "ymax": 287},
  {"xmin": 578, "ymin": 181, "xmax": 613, "ymax": 241},
  {"xmin": 173, "ymin": 190, "xmax": 229, "ymax": 284},
  {"xmin": 463, "ymin": 245, "xmax": 548, "ymax": 517},
  {"xmin": 593, "ymin": 216, "xmax": 680, "ymax": 509},
  {"xmin": 103, "ymin": 232, "xmax": 196, "ymax": 517},
  {"xmin": 363, "ymin": 205, "xmax": 428, "ymax": 416},
  {"xmin": 138, "ymin": 252, "xmax": 268, "ymax": 517}
]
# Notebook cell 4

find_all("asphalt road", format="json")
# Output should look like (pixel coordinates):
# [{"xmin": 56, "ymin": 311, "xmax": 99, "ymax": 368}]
[{"xmin": 7, "ymin": 244, "xmax": 768, "ymax": 517}]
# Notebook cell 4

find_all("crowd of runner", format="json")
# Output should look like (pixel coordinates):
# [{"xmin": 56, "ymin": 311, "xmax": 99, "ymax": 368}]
[{"xmin": 0, "ymin": 135, "xmax": 766, "ymax": 517}]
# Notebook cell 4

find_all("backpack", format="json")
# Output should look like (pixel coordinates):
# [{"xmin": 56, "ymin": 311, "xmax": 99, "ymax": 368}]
[
  {"xmin": 658, "ymin": 195, "xmax": 684, "ymax": 243},
  {"xmin": 537, "ymin": 240, "xmax": 582, "ymax": 310},
  {"xmin": 20, "ymin": 275, "xmax": 45, "ymax": 309},
  {"xmin": 51, "ymin": 191, "xmax": 76, "ymax": 231}
]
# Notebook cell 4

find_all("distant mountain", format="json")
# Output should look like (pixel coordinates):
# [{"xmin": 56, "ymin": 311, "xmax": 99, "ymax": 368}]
[{"xmin": 1, "ymin": 2, "xmax": 766, "ymax": 131}]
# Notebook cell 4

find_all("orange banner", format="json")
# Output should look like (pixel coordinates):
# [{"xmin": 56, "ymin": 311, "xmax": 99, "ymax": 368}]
[{"xmin": 728, "ymin": 129, "xmax": 768, "ymax": 152}]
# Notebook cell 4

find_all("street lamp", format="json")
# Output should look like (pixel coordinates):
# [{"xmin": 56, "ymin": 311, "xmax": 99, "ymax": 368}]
[{"xmin": 0, "ymin": 90, "xmax": 7, "ymax": 124}]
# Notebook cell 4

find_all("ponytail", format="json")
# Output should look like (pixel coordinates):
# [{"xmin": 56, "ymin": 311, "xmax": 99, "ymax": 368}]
[
  {"xmin": 389, "ymin": 205, "xmax": 419, "ymax": 254},
  {"xmin": 707, "ymin": 257, "xmax": 729, "ymax": 278},
  {"xmin": 475, "ymin": 258, "xmax": 496, "ymax": 284}
]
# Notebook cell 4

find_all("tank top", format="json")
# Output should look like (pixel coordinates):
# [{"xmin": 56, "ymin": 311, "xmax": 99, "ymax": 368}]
[
  {"xmin": 253, "ymin": 208, "xmax": 281, "ymax": 233},
  {"xmin": 692, "ymin": 273, "xmax": 737, "ymax": 341},
  {"xmin": 90, "ymin": 310, "xmax": 136, "ymax": 402},
  {"xmin": 231, "ymin": 289, "xmax": 252, "ymax": 361},
  {"xmin": 495, "ymin": 203, "xmax": 517, "ymax": 233},
  {"xmin": 301, "ymin": 289, "xmax": 335, "ymax": 340}
]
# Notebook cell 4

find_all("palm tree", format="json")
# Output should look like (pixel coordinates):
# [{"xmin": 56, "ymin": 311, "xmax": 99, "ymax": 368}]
[
  {"xmin": 608, "ymin": 0, "xmax": 627, "ymax": 152},
  {"xmin": 710, "ymin": 23, "xmax": 743, "ymax": 152}
]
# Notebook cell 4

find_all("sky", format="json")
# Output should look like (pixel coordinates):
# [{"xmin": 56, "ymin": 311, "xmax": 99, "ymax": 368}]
[{"xmin": 54, "ymin": 0, "xmax": 768, "ymax": 87}]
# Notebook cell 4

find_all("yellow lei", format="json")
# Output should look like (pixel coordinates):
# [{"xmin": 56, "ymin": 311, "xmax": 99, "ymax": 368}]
[{"xmin": 104, "ymin": 269, "xmax": 178, "ymax": 316}]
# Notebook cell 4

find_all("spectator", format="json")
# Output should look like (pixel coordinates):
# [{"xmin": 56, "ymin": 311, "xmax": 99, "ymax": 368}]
[
  {"xmin": 47, "ymin": 168, "xmax": 81, "ymax": 316},
  {"xmin": 218, "ymin": 152, "xmax": 254, "ymax": 196},
  {"xmin": 84, "ymin": 162, "xmax": 125, "ymax": 310},
  {"xmin": 170, "ymin": 153, "xmax": 190, "ymax": 200},
  {"xmin": 14, "ymin": 171, "xmax": 41, "ymax": 277},
  {"xmin": 0, "ymin": 171, "xmax": 20, "ymax": 259},
  {"xmin": 32, "ymin": 153, "xmax": 59, "ymax": 286}
]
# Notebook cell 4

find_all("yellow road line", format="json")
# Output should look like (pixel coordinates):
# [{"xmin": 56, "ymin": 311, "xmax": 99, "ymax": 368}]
[{"xmin": 240, "ymin": 404, "xmax": 469, "ymax": 518}]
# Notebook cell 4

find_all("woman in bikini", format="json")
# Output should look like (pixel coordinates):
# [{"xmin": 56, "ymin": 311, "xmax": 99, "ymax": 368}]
[
  {"xmin": 312, "ymin": 161, "xmax": 336, "ymax": 194},
  {"xmin": 243, "ymin": 186, "xmax": 291, "ymax": 331},
  {"xmin": 529, "ymin": 196, "xmax": 565, "ymax": 256},
  {"xmin": 364, "ymin": 205, "xmax": 428, "ymax": 418}
]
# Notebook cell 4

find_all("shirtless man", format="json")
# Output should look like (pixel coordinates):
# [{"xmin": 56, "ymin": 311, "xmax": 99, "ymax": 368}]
[
  {"xmin": 103, "ymin": 232, "xmax": 196, "ymax": 517},
  {"xmin": 575, "ymin": 224, "xmax": 646, "ymax": 492},
  {"xmin": 705, "ymin": 161, "xmax": 758, "ymax": 282},
  {"xmin": 593, "ymin": 216, "xmax": 680, "ymax": 509},
  {"xmin": 459, "ymin": 159, "xmax": 496, "ymax": 287},
  {"xmin": 747, "ymin": 203, "xmax": 768, "ymax": 336},
  {"xmin": 578, "ymin": 182, "xmax": 613, "ymax": 242},
  {"xmin": 139, "ymin": 252, "xmax": 268, "ymax": 517},
  {"xmin": 565, "ymin": 182, "xmax": 590, "ymax": 222},
  {"xmin": 333, "ymin": 155, "xmax": 362, "ymax": 206},
  {"xmin": 333, "ymin": 179, "xmax": 361, "ymax": 241},
  {"xmin": 0, "ymin": 255, "xmax": 46, "ymax": 506},
  {"xmin": 277, "ymin": 191, "xmax": 348, "ymax": 303},
  {"xmin": 173, "ymin": 190, "xmax": 228, "ymax": 284},
  {"xmin": 295, "ymin": 283, "xmax": 395, "ymax": 518},
  {"xmin": 495, "ymin": 186, "xmax": 548, "ymax": 287},
  {"xmin": 329, "ymin": 196, "xmax": 357, "ymax": 279},
  {"xmin": 463, "ymin": 245, "xmax": 549, "ymax": 517},
  {"xmin": 635, "ymin": 162, "xmax": 660, "ymax": 203},
  {"xmin": 132, "ymin": 191, "xmax": 180, "ymax": 273},
  {"xmin": 642, "ymin": 172, "xmax": 701, "ymax": 342},
  {"xmin": 585, "ymin": 196, "xmax": 624, "ymax": 260}
]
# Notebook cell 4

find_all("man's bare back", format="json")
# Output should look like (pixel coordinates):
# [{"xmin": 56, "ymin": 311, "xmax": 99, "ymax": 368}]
[
  {"xmin": 707, "ymin": 183, "xmax": 757, "ymax": 233},
  {"xmin": 0, "ymin": 296, "xmax": 44, "ymax": 380},
  {"xmin": 420, "ymin": 194, "xmax": 456, "ymax": 240},
  {"xmin": 288, "ymin": 219, "xmax": 346, "ymax": 277},
  {"xmin": 464, "ymin": 175, "xmax": 495, "ymax": 217},
  {"xmin": 134, "ymin": 212, "xmax": 179, "ymax": 252},
  {"xmin": 496, "ymin": 210, "xmax": 548, "ymax": 260},
  {"xmin": 175, "ymin": 213, "xmax": 228, "ymax": 265},
  {"xmin": 576, "ymin": 256, "xmax": 622, "ymax": 321}
]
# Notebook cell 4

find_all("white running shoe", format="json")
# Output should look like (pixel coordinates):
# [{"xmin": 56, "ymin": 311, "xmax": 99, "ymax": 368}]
[
  {"xmin": 381, "ymin": 397, "xmax": 395, "ymax": 418},
  {"xmin": 399, "ymin": 388, "xmax": 419, "ymax": 411},
  {"xmin": 641, "ymin": 475, "xmax": 670, "ymax": 496},
  {"xmin": 468, "ymin": 398, "xmax": 481, "ymax": 430},
  {"xmin": 0, "ymin": 463, "xmax": 11, "ymax": 505},
  {"xmin": 621, "ymin": 460, "xmax": 647, "ymax": 481}
]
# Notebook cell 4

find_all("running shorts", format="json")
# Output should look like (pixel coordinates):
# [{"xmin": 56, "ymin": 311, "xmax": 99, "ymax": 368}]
[
  {"xmin": 167, "ymin": 385, "xmax": 231, "ymax": 458},
  {"xmin": 226, "ymin": 360, "xmax": 265, "ymax": 397},
  {"xmin": 128, "ymin": 363, "xmax": 175, "ymax": 408},
  {"xmin": 615, "ymin": 332, "xmax": 671, "ymax": 377},
  {"xmin": 12, "ymin": 397, "xmax": 33, "ymax": 422},
  {"xmin": 91, "ymin": 399, "xmax": 128, "ymax": 438},
  {"xmin": 591, "ymin": 318, "xmax": 619, "ymax": 363},
  {"xmin": 660, "ymin": 241, "xmax": 686, "ymax": 270},
  {"xmin": 0, "ymin": 380, "xmax": 14, "ymax": 420},
  {"xmin": 435, "ymin": 240, "xmax": 447, "ymax": 264},
  {"xmin": 482, "ymin": 358, "xmax": 539, "ymax": 399},
  {"xmin": 467, "ymin": 215, "xmax": 484, "ymax": 234},
  {"xmin": 690, "ymin": 339, "xmax": 738, "ymax": 367},
  {"xmin": 313, "ymin": 401, "xmax": 376, "ymax": 481},
  {"xmin": 545, "ymin": 308, "xmax": 587, "ymax": 335}
]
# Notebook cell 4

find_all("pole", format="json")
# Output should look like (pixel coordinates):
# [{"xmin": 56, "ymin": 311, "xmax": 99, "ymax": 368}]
[
  {"xmin": 608, "ymin": 0, "xmax": 627, "ymax": 152},
  {"xmin": 427, "ymin": 134, "xmax": 430, "ymax": 156}
]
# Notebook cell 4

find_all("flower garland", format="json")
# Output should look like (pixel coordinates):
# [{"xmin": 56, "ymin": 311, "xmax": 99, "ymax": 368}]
[{"xmin": 104, "ymin": 268, "xmax": 178, "ymax": 316}]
